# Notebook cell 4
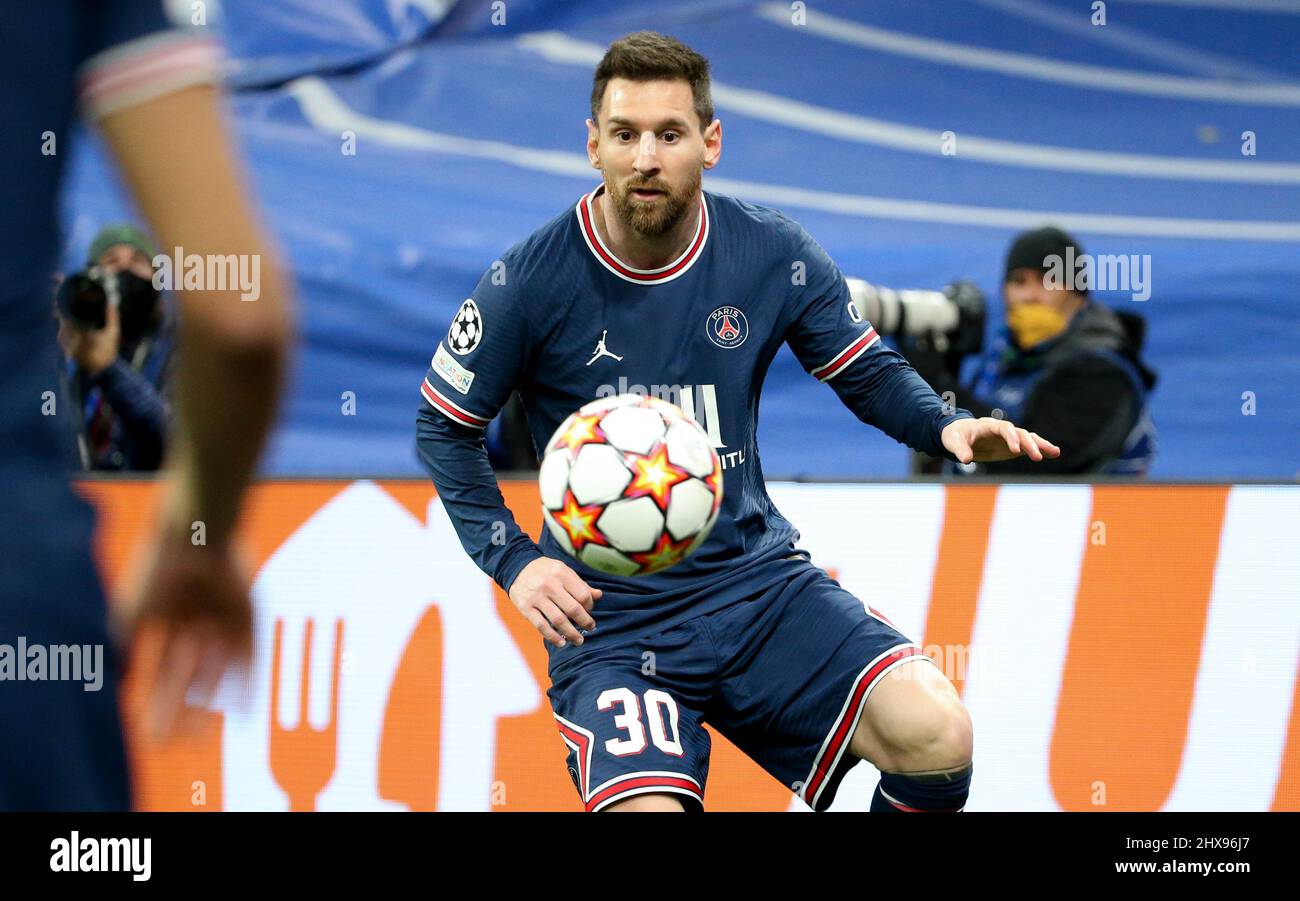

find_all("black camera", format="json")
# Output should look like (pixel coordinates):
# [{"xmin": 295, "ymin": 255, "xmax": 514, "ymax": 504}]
[
  {"xmin": 56, "ymin": 266, "xmax": 115, "ymax": 329},
  {"xmin": 55, "ymin": 266, "xmax": 159, "ymax": 334}
]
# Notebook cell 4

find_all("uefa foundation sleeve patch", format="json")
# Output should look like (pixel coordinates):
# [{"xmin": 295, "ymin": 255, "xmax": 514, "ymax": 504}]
[{"xmin": 432, "ymin": 342, "xmax": 475, "ymax": 394}]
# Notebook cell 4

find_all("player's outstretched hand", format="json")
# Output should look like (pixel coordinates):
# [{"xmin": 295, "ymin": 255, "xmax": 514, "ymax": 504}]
[
  {"xmin": 941, "ymin": 416, "xmax": 1061, "ymax": 464},
  {"xmin": 114, "ymin": 518, "xmax": 254, "ymax": 741},
  {"xmin": 509, "ymin": 557, "xmax": 601, "ymax": 648}
]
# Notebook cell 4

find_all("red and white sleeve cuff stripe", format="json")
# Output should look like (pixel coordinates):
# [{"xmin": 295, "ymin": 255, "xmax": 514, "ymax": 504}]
[
  {"xmin": 810, "ymin": 327, "xmax": 881, "ymax": 382},
  {"xmin": 421, "ymin": 378, "xmax": 492, "ymax": 429},
  {"xmin": 79, "ymin": 31, "xmax": 222, "ymax": 120}
]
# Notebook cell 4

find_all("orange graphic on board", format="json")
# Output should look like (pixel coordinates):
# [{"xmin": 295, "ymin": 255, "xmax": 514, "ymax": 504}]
[{"xmin": 70, "ymin": 480, "xmax": 1298, "ymax": 812}]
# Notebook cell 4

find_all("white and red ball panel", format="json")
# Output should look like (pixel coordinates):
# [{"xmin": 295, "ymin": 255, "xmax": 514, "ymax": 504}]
[
  {"xmin": 538, "ymin": 447, "xmax": 571, "ymax": 510},
  {"xmin": 597, "ymin": 404, "xmax": 666, "ymax": 456},
  {"xmin": 542, "ymin": 507, "xmax": 576, "ymax": 557},
  {"xmin": 597, "ymin": 495, "xmax": 664, "ymax": 554},
  {"xmin": 664, "ymin": 477, "xmax": 715, "ymax": 543},
  {"xmin": 568, "ymin": 443, "xmax": 633, "ymax": 506},
  {"xmin": 664, "ymin": 418, "xmax": 714, "ymax": 478},
  {"xmin": 578, "ymin": 543, "xmax": 642, "ymax": 577}
]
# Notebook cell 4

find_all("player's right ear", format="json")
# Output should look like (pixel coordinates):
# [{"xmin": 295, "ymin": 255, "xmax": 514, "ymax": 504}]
[
  {"xmin": 586, "ymin": 118, "xmax": 602, "ymax": 170},
  {"xmin": 703, "ymin": 118, "xmax": 722, "ymax": 170}
]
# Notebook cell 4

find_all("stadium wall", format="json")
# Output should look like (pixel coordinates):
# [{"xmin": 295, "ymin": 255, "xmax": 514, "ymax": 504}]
[{"xmin": 79, "ymin": 479, "xmax": 1300, "ymax": 811}]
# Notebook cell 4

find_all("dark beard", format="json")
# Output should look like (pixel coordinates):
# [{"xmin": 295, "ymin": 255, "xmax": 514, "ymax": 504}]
[{"xmin": 608, "ymin": 170, "xmax": 700, "ymax": 239}]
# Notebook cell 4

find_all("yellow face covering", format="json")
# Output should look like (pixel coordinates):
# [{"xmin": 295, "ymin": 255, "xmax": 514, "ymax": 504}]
[{"xmin": 1006, "ymin": 303, "xmax": 1069, "ymax": 349}]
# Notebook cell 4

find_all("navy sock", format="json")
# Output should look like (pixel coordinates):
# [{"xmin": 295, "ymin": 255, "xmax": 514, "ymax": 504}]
[{"xmin": 870, "ymin": 764, "xmax": 973, "ymax": 812}]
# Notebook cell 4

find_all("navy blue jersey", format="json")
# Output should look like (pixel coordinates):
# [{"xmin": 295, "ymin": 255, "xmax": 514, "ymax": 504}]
[
  {"xmin": 416, "ymin": 184, "xmax": 971, "ymax": 652},
  {"xmin": 0, "ymin": 1, "xmax": 217, "ymax": 809}
]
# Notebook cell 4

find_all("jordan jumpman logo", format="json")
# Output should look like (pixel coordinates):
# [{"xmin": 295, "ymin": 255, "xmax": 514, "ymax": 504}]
[{"xmin": 586, "ymin": 329, "xmax": 624, "ymax": 366}]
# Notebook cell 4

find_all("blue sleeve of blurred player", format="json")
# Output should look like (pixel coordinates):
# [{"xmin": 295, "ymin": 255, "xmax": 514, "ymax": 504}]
[
  {"xmin": 783, "ymin": 225, "xmax": 973, "ymax": 458},
  {"xmin": 81, "ymin": 1, "xmax": 176, "ymax": 58},
  {"xmin": 414, "ymin": 263, "xmax": 543, "ymax": 593}
]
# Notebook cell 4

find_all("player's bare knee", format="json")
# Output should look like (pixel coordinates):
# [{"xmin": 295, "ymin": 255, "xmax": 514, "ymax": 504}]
[
  {"xmin": 861, "ymin": 668, "xmax": 972, "ymax": 772},
  {"xmin": 884, "ymin": 696, "xmax": 973, "ymax": 772},
  {"xmin": 602, "ymin": 793, "xmax": 686, "ymax": 813}
]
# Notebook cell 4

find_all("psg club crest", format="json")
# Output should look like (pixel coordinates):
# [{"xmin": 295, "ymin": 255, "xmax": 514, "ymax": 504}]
[
  {"xmin": 706, "ymin": 306, "xmax": 748, "ymax": 349},
  {"xmin": 447, "ymin": 298, "xmax": 483, "ymax": 355}
]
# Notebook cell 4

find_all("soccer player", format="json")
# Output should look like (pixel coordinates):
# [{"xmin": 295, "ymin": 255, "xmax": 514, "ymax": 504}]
[
  {"xmin": 416, "ymin": 31, "xmax": 1058, "ymax": 812},
  {"xmin": 0, "ymin": 3, "xmax": 292, "ymax": 809}
]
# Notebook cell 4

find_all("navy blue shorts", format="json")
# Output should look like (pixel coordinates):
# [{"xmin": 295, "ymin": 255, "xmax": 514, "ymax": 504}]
[{"xmin": 547, "ymin": 561, "xmax": 932, "ymax": 812}]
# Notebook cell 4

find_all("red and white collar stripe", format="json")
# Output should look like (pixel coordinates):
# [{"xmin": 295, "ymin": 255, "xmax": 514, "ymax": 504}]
[
  {"xmin": 576, "ymin": 183, "xmax": 709, "ymax": 285},
  {"xmin": 810, "ymin": 327, "xmax": 881, "ymax": 382},
  {"xmin": 421, "ymin": 378, "xmax": 491, "ymax": 429}
]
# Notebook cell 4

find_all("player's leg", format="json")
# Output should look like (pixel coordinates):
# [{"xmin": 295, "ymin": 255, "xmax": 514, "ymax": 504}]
[
  {"xmin": 848, "ymin": 656, "xmax": 973, "ymax": 812},
  {"xmin": 547, "ymin": 620, "xmax": 714, "ymax": 813},
  {"xmin": 708, "ymin": 563, "xmax": 971, "ymax": 812}
]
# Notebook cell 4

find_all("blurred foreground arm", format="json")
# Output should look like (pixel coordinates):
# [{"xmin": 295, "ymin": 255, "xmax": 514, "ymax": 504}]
[{"xmin": 96, "ymin": 81, "xmax": 293, "ymax": 737}]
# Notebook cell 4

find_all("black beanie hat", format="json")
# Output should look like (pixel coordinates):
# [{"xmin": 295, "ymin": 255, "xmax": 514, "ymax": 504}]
[{"xmin": 1004, "ymin": 226, "xmax": 1088, "ymax": 295}]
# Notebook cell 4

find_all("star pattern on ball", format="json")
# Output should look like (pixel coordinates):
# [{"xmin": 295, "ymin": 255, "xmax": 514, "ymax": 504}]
[
  {"xmin": 552, "ymin": 413, "xmax": 605, "ymax": 455},
  {"xmin": 631, "ymin": 531, "xmax": 695, "ymax": 573},
  {"xmin": 625, "ymin": 443, "xmax": 691, "ymax": 512},
  {"xmin": 555, "ymin": 491, "xmax": 608, "ymax": 552}
]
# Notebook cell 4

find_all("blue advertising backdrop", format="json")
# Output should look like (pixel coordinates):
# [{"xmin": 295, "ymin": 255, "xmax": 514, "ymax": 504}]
[{"xmin": 60, "ymin": 0, "xmax": 1300, "ymax": 477}]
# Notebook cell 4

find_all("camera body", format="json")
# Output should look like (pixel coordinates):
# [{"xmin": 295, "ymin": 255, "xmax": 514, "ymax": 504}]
[
  {"xmin": 55, "ymin": 266, "xmax": 160, "ymax": 336},
  {"xmin": 56, "ymin": 266, "xmax": 119, "ymax": 330}
]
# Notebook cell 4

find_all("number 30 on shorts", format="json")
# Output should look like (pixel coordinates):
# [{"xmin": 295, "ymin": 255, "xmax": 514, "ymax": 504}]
[{"xmin": 597, "ymin": 688, "xmax": 684, "ymax": 757}]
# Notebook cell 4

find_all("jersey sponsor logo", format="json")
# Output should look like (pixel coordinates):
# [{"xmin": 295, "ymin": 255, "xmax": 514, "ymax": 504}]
[
  {"xmin": 447, "ymin": 299, "xmax": 483, "ymax": 355},
  {"xmin": 586, "ymin": 329, "xmax": 624, "ymax": 366},
  {"xmin": 432, "ymin": 343, "xmax": 475, "ymax": 394},
  {"xmin": 706, "ymin": 306, "xmax": 748, "ymax": 349}
]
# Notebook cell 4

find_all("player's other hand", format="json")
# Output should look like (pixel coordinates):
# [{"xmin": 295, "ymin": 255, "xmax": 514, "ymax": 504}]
[
  {"xmin": 941, "ymin": 416, "xmax": 1061, "ymax": 464},
  {"xmin": 509, "ymin": 557, "xmax": 601, "ymax": 648},
  {"xmin": 114, "ymin": 517, "xmax": 254, "ymax": 741}
]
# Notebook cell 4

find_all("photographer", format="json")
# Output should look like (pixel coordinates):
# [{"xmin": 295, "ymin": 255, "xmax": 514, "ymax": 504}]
[
  {"xmin": 56, "ymin": 224, "xmax": 173, "ymax": 471},
  {"xmin": 856, "ymin": 226, "xmax": 1158, "ymax": 476}
]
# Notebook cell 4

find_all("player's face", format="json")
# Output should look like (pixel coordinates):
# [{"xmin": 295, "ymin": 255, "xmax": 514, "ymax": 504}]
[{"xmin": 588, "ymin": 78, "xmax": 721, "ymax": 238}]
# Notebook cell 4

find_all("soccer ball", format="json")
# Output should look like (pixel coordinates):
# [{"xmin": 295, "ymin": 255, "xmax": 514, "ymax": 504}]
[{"xmin": 538, "ymin": 394, "xmax": 723, "ymax": 576}]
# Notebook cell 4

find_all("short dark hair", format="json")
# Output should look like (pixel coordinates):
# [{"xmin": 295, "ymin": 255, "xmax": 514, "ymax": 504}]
[{"xmin": 590, "ymin": 31, "xmax": 714, "ymax": 130}]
